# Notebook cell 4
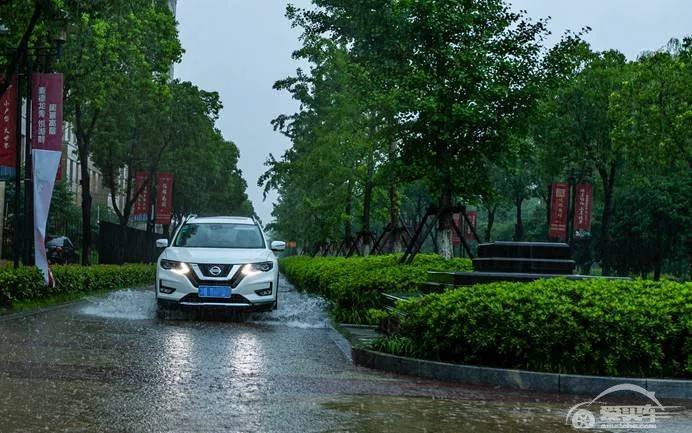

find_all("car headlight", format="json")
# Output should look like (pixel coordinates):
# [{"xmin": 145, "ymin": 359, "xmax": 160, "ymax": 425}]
[
  {"xmin": 160, "ymin": 259, "xmax": 190, "ymax": 275},
  {"xmin": 241, "ymin": 261, "xmax": 273, "ymax": 275}
]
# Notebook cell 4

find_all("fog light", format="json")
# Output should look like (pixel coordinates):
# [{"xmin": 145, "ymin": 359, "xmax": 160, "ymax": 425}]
[
  {"xmin": 255, "ymin": 287, "xmax": 272, "ymax": 296},
  {"xmin": 159, "ymin": 282, "xmax": 176, "ymax": 294}
]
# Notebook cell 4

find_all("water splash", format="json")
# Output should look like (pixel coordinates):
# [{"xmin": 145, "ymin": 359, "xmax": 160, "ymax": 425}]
[
  {"xmin": 250, "ymin": 277, "xmax": 330, "ymax": 329},
  {"xmin": 81, "ymin": 289, "xmax": 157, "ymax": 320},
  {"xmin": 78, "ymin": 277, "xmax": 329, "ymax": 328}
]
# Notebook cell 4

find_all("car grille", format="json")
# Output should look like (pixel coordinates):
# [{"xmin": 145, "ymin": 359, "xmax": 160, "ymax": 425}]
[
  {"xmin": 197, "ymin": 263, "xmax": 233, "ymax": 278},
  {"xmin": 186, "ymin": 267, "xmax": 246, "ymax": 288}
]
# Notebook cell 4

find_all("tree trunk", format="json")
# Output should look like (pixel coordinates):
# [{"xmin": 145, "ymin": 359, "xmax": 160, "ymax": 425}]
[
  {"xmin": 438, "ymin": 190, "xmax": 453, "ymax": 259},
  {"xmin": 116, "ymin": 215, "xmax": 129, "ymax": 265},
  {"xmin": 387, "ymin": 182, "xmax": 403, "ymax": 253},
  {"xmin": 653, "ymin": 226, "xmax": 663, "ymax": 281},
  {"xmin": 146, "ymin": 169, "xmax": 156, "ymax": 236},
  {"xmin": 485, "ymin": 204, "xmax": 496, "ymax": 242},
  {"xmin": 598, "ymin": 163, "xmax": 617, "ymax": 275},
  {"xmin": 361, "ymin": 152, "xmax": 375, "ymax": 256},
  {"xmin": 344, "ymin": 180, "xmax": 353, "ymax": 244},
  {"xmin": 361, "ymin": 180, "xmax": 373, "ymax": 257},
  {"xmin": 513, "ymin": 198, "xmax": 524, "ymax": 241},
  {"xmin": 75, "ymin": 103, "xmax": 92, "ymax": 266}
]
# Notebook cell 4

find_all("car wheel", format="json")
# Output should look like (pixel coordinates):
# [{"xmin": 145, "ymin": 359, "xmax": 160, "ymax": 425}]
[{"xmin": 156, "ymin": 298, "xmax": 169, "ymax": 319}]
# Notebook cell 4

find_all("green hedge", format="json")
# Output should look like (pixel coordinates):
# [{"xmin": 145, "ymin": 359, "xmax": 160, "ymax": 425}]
[
  {"xmin": 375, "ymin": 278, "xmax": 692, "ymax": 379},
  {"xmin": 280, "ymin": 254, "xmax": 472, "ymax": 323},
  {"xmin": 0, "ymin": 264, "xmax": 155, "ymax": 306}
]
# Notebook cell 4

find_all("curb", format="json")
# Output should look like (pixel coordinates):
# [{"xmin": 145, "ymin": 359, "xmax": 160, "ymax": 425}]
[
  {"xmin": 327, "ymin": 322, "xmax": 353, "ymax": 363},
  {"xmin": 351, "ymin": 347, "xmax": 692, "ymax": 400}
]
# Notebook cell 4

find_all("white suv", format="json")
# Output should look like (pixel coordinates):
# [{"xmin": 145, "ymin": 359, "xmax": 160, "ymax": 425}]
[{"xmin": 155, "ymin": 216, "xmax": 285, "ymax": 312}]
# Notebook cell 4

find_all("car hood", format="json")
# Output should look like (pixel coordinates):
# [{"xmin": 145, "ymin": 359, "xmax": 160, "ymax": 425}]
[{"xmin": 163, "ymin": 247, "xmax": 274, "ymax": 264}]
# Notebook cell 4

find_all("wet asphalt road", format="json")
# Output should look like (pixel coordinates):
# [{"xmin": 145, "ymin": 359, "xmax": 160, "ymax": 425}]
[{"xmin": 0, "ymin": 276, "xmax": 689, "ymax": 433}]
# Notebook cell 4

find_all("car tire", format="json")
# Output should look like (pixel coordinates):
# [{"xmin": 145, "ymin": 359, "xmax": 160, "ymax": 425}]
[{"xmin": 156, "ymin": 298, "xmax": 169, "ymax": 319}]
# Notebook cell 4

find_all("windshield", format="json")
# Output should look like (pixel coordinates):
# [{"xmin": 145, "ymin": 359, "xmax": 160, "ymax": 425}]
[{"xmin": 173, "ymin": 223, "xmax": 265, "ymax": 249}]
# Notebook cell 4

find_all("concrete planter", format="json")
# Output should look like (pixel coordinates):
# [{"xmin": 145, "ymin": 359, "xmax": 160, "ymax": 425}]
[{"xmin": 352, "ymin": 347, "xmax": 691, "ymax": 400}]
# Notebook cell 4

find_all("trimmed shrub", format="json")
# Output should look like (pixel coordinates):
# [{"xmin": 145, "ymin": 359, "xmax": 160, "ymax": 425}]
[
  {"xmin": 0, "ymin": 264, "xmax": 155, "ymax": 306},
  {"xmin": 280, "ymin": 254, "xmax": 472, "ymax": 323},
  {"xmin": 375, "ymin": 278, "xmax": 692, "ymax": 379}
]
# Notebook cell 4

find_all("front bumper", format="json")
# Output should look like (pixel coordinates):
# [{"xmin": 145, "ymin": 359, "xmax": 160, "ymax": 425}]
[{"xmin": 156, "ymin": 263, "xmax": 277, "ymax": 310}]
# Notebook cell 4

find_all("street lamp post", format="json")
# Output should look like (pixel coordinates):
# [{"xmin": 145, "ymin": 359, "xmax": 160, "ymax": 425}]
[
  {"xmin": 22, "ymin": 53, "xmax": 33, "ymax": 265},
  {"xmin": 13, "ymin": 62, "xmax": 22, "ymax": 268},
  {"xmin": 2, "ymin": 23, "xmax": 65, "ymax": 267}
]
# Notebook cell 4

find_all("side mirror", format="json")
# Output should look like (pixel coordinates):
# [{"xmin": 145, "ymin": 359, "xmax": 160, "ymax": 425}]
[
  {"xmin": 270, "ymin": 241, "xmax": 286, "ymax": 251},
  {"xmin": 156, "ymin": 238, "xmax": 169, "ymax": 248}
]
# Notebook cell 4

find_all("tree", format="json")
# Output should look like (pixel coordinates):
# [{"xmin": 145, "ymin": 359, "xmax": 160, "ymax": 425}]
[
  {"xmin": 381, "ymin": 0, "xmax": 548, "ymax": 258},
  {"xmin": 92, "ymin": 80, "xmax": 218, "ymax": 227},
  {"xmin": 263, "ymin": 41, "xmax": 377, "ymax": 254},
  {"xmin": 535, "ymin": 50, "xmax": 629, "ymax": 273},
  {"xmin": 497, "ymin": 139, "xmax": 540, "ymax": 242},
  {"xmin": 610, "ymin": 38, "xmax": 692, "ymax": 170},
  {"xmin": 58, "ymin": 0, "xmax": 181, "ymax": 264},
  {"xmin": 608, "ymin": 174, "xmax": 691, "ymax": 279},
  {"xmin": 607, "ymin": 38, "xmax": 692, "ymax": 279},
  {"xmin": 284, "ymin": 1, "xmax": 411, "ymax": 253},
  {"xmin": 269, "ymin": 1, "xmax": 549, "ymax": 258},
  {"xmin": 0, "ymin": 0, "xmax": 47, "ymax": 99}
]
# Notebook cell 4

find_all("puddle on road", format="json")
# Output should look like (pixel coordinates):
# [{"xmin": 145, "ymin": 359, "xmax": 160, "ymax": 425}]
[
  {"xmin": 80, "ymin": 289, "xmax": 156, "ymax": 320},
  {"xmin": 323, "ymin": 395, "xmax": 577, "ymax": 433},
  {"xmin": 79, "ymin": 276, "xmax": 329, "ymax": 329}
]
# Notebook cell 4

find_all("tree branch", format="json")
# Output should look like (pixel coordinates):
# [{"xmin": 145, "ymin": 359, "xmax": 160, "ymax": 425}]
[{"xmin": 0, "ymin": 0, "xmax": 44, "ymax": 99}]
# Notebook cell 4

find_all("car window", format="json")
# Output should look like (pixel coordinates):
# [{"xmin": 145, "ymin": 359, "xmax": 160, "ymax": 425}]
[{"xmin": 173, "ymin": 223, "xmax": 265, "ymax": 249}]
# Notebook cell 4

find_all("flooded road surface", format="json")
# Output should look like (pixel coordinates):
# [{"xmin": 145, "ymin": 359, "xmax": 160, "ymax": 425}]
[{"xmin": 0, "ymin": 276, "xmax": 689, "ymax": 432}]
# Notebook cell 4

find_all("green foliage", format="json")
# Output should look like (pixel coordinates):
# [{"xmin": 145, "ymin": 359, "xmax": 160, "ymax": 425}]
[
  {"xmin": 280, "ymin": 254, "xmax": 472, "ymax": 324},
  {"xmin": 0, "ymin": 264, "xmax": 154, "ymax": 306},
  {"xmin": 381, "ymin": 278, "xmax": 691, "ymax": 378},
  {"xmin": 265, "ymin": 0, "xmax": 552, "ymax": 254},
  {"xmin": 92, "ymin": 78, "xmax": 254, "ymax": 222}
]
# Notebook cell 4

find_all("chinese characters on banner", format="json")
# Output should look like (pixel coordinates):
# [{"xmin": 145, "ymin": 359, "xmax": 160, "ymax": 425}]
[
  {"xmin": 0, "ymin": 76, "xmax": 17, "ymax": 179},
  {"xmin": 464, "ymin": 211, "xmax": 478, "ymax": 241},
  {"xmin": 548, "ymin": 183, "xmax": 569, "ymax": 240},
  {"xmin": 451, "ymin": 213, "xmax": 462, "ymax": 246},
  {"xmin": 155, "ymin": 172, "xmax": 174, "ymax": 225},
  {"xmin": 32, "ymin": 73, "xmax": 63, "ymax": 152},
  {"xmin": 132, "ymin": 172, "xmax": 150, "ymax": 222},
  {"xmin": 31, "ymin": 73, "xmax": 64, "ymax": 285},
  {"xmin": 573, "ymin": 184, "xmax": 593, "ymax": 236}
]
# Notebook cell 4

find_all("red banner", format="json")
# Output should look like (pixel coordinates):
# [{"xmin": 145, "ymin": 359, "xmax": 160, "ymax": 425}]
[
  {"xmin": 573, "ymin": 183, "xmax": 593, "ymax": 235},
  {"xmin": 32, "ymin": 73, "xmax": 63, "ymax": 181},
  {"xmin": 155, "ymin": 172, "xmax": 174, "ymax": 225},
  {"xmin": 132, "ymin": 172, "xmax": 150, "ymax": 221},
  {"xmin": 0, "ymin": 76, "xmax": 17, "ymax": 178},
  {"xmin": 32, "ymin": 73, "xmax": 63, "ymax": 152},
  {"xmin": 451, "ymin": 213, "xmax": 461, "ymax": 246},
  {"xmin": 549, "ymin": 183, "xmax": 569, "ymax": 240},
  {"xmin": 464, "ymin": 211, "xmax": 477, "ymax": 241}
]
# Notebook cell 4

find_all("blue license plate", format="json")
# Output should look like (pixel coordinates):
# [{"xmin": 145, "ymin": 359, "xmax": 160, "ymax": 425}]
[{"xmin": 198, "ymin": 286, "xmax": 231, "ymax": 298}]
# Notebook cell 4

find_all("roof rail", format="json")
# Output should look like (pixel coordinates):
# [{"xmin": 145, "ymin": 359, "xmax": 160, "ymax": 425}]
[{"xmin": 184, "ymin": 214, "xmax": 197, "ymax": 223}]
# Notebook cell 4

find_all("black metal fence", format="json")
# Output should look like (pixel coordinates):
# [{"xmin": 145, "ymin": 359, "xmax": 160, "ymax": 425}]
[{"xmin": 98, "ymin": 221, "xmax": 165, "ymax": 264}]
